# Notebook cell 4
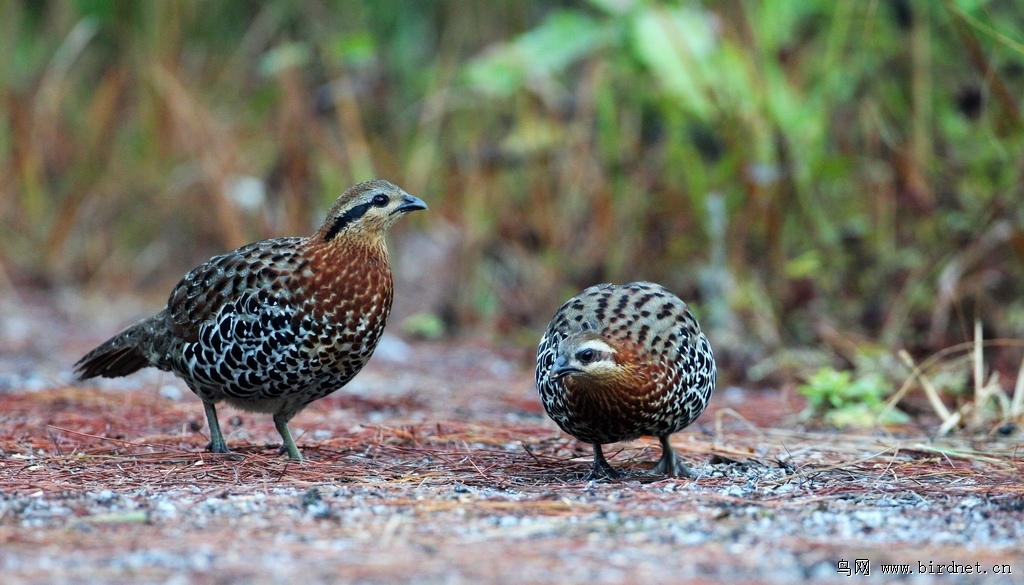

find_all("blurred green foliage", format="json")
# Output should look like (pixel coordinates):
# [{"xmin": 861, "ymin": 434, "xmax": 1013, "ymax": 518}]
[
  {"xmin": 799, "ymin": 367, "xmax": 911, "ymax": 428},
  {"xmin": 2, "ymin": 0, "xmax": 1024, "ymax": 388}
]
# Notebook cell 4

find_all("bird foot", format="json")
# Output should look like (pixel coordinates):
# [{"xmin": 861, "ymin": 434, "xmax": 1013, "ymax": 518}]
[
  {"xmin": 583, "ymin": 461, "xmax": 624, "ymax": 481},
  {"xmin": 654, "ymin": 454, "xmax": 697, "ymax": 478},
  {"xmin": 204, "ymin": 439, "xmax": 231, "ymax": 455},
  {"xmin": 276, "ymin": 443, "xmax": 305, "ymax": 463},
  {"xmin": 273, "ymin": 416, "xmax": 305, "ymax": 462},
  {"xmin": 202, "ymin": 442, "xmax": 243, "ymax": 461}
]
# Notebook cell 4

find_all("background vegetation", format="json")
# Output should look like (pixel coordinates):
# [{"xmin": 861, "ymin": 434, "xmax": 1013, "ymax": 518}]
[{"xmin": 3, "ymin": 0, "xmax": 1024, "ymax": 409}]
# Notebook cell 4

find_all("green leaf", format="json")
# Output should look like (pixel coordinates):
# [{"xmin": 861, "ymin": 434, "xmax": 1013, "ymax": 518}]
[
  {"xmin": 259, "ymin": 42, "xmax": 311, "ymax": 77},
  {"xmin": 328, "ymin": 31, "xmax": 377, "ymax": 67},
  {"xmin": 825, "ymin": 403, "xmax": 910, "ymax": 429},
  {"xmin": 402, "ymin": 312, "xmax": 446, "ymax": 340},
  {"xmin": 800, "ymin": 367, "xmax": 907, "ymax": 428},
  {"xmin": 629, "ymin": 5, "xmax": 718, "ymax": 118},
  {"xmin": 463, "ymin": 10, "xmax": 610, "ymax": 96},
  {"xmin": 585, "ymin": 0, "xmax": 637, "ymax": 16},
  {"xmin": 799, "ymin": 368, "xmax": 852, "ymax": 409},
  {"xmin": 786, "ymin": 250, "xmax": 822, "ymax": 279}
]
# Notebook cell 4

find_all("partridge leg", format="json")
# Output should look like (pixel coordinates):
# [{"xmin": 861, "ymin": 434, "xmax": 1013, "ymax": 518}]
[
  {"xmin": 274, "ymin": 414, "xmax": 303, "ymax": 462},
  {"xmin": 585, "ymin": 444, "xmax": 623, "ymax": 480},
  {"xmin": 654, "ymin": 435, "xmax": 696, "ymax": 478},
  {"xmin": 203, "ymin": 401, "xmax": 230, "ymax": 454}
]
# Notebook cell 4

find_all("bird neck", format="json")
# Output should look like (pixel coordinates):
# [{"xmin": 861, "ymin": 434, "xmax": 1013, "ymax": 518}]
[
  {"xmin": 303, "ymin": 233, "xmax": 393, "ymax": 293},
  {"xmin": 565, "ymin": 361, "xmax": 641, "ymax": 394},
  {"xmin": 316, "ymin": 231, "xmax": 389, "ymax": 261}
]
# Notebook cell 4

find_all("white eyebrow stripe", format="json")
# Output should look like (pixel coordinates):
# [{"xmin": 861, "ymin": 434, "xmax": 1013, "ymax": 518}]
[{"xmin": 577, "ymin": 339, "xmax": 615, "ymax": 354}]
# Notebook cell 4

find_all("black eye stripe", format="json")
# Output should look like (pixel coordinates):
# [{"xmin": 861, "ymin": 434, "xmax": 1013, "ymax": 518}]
[{"xmin": 324, "ymin": 201, "xmax": 374, "ymax": 241}]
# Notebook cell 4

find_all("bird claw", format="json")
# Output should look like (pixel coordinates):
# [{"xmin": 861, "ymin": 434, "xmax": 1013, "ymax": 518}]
[
  {"xmin": 204, "ymin": 439, "xmax": 231, "ymax": 455},
  {"xmin": 276, "ymin": 443, "xmax": 304, "ymax": 462},
  {"xmin": 202, "ymin": 442, "xmax": 243, "ymax": 461},
  {"xmin": 654, "ymin": 454, "xmax": 697, "ymax": 478},
  {"xmin": 583, "ymin": 461, "xmax": 624, "ymax": 481}
]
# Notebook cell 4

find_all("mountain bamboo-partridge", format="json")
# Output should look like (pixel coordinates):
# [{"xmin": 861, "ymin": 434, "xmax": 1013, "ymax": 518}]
[
  {"xmin": 75, "ymin": 180, "xmax": 427, "ymax": 461},
  {"xmin": 536, "ymin": 282, "xmax": 716, "ymax": 479}
]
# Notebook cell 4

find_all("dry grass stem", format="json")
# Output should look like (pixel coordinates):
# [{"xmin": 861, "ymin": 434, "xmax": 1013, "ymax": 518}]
[{"xmin": 896, "ymin": 349, "xmax": 954, "ymax": 423}]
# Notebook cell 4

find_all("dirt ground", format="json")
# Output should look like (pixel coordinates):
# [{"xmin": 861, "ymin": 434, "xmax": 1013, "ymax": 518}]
[{"xmin": 1, "ymin": 291, "xmax": 1023, "ymax": 584}]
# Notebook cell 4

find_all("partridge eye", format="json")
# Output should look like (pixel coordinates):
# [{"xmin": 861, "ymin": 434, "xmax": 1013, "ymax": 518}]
[
  {"xmin": 577, "ymin": 348, "xmax": 596, "ymax": 363},
  {"xmin": 371, "ymin": 194, "xmax": 389, "ymax": 207}
]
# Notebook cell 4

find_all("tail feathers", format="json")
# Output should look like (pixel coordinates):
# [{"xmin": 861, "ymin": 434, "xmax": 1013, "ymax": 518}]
[
  {"xmin": 75, "ymin": 345, "xmax": 150, "ymax": 379},
  {"xmin": 75, "ymin": 314, "xmax": 167, "ymax": 380}
]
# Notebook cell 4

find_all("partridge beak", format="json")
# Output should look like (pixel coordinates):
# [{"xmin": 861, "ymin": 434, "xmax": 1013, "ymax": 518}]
[
  {"xmin": 548, "ymin": 356, "xmax": 581, "ymax": 381},
  {"xmin": 393, "ymin": 194, "xmax": 428, "ymax": 215}
]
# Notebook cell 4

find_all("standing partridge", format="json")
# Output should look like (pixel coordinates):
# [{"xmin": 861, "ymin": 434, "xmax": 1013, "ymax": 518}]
[
  {"xmin": 75, "ymin": 180, "xmax": 427, "ymax": 461},
  {"xmin": 535, "ymin": 282, "xmax": 716, "ymax": 479}
]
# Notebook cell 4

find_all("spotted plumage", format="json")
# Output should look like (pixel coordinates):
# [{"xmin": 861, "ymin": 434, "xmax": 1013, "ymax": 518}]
[
  {"xmin": 75, "ymin": 180, "xmax": 427, "ymax": 461},
  {"xmin": 535, "ymin": 282, "xmax": 716, "ymax": 479}
]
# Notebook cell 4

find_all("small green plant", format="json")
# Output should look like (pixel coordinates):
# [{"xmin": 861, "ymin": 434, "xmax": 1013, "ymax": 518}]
[{"xmin": 799, "ymin": 368, "xmax": 910, "ymax": 429}]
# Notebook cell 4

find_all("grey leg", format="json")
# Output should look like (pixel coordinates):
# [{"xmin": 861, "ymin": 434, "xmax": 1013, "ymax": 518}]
[
  {"xmin": 203, "ymin": 401, "xmax": 230, "ymax": 454},
  {"xmin": 274, "ymin": 413, "xmax": 303, "ymax": 462},
  {"xmin": 584, "ymin": 444, "xmax": 622, "ymax": 480},
  {"xmin": 654, "ymin": 435, "xmax": 696, "ymax": 478}
]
